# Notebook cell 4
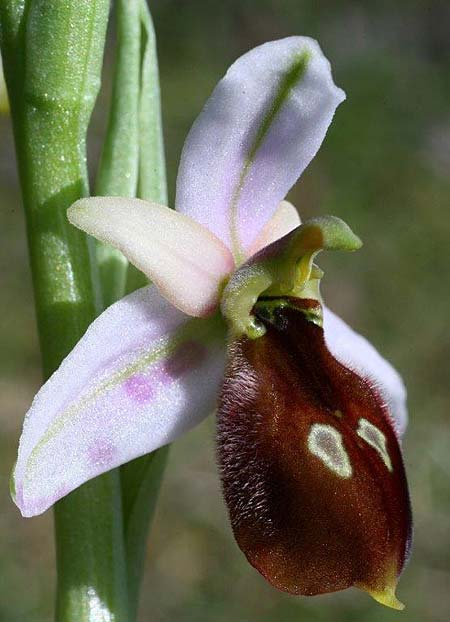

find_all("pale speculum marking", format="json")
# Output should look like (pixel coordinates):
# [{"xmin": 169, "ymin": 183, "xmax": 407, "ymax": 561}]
[
  {"xmin": 356, "ymin": 418, "xmax": 393, "ymax": 472},
  {"xmin": 307, "ymin": 423, "xmax": 352, "ymax": 478}
]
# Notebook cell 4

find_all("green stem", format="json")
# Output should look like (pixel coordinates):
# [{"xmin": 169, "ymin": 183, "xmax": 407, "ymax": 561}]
[
  {"xmin": 121, "ymin": 447, "xmax": 169, "ymax": 621},
  {"xmin": 125, "ymin": 0, "xmax": 167, "ymax": 294},
  {"xmin": 115, "ymin": 1, "xmax": 169, "ymax": 615},
  {"xmin": 92, "ymin": 1, "xmax": 169, "ymax": 618},
  {"xmin": 1, "ymin": 2, "xmax": 130, "ymax": 621},
  {"xmin": 95, "ymin": 0, "xmax": 142, "ymax": 308},
  {"xmin": 121, "ymin": 5, "xmax": 169, "ymax": 616},
  {"xmin": 137, "ymin": 0, "xmax": 167, "ymax": 207}
]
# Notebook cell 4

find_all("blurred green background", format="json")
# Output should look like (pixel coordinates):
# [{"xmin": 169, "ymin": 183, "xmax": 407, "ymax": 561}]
[{"xmin": 1, "ymin": 1, "xmax": 449, "ymax": 620}]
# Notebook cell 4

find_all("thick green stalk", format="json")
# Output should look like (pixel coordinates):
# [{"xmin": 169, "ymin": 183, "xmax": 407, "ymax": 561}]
[{"xmin": 0, "ymin": 2, "xmax": 130, "ymax": 621}]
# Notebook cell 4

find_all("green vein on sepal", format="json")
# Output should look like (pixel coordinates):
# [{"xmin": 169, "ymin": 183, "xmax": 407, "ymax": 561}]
[
  {"xmin": 9, "ymin": 460, "xmax": 17, "ymax": 500},
  {"xmin": 25, "ymin": 313, "xmax": 225, "ymax": 480},
  {"xmin": 248, "ymin": 51, "xmax": 310, "ymax": 165},
  {"xmin": 229, "ymin": 50, "xmax": 310, "ymax": 262}
]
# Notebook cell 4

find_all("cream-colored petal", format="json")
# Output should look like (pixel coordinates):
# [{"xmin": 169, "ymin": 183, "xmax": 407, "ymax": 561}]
[{"xmin": 69, "ymin": 197, "xmax": 235, "ymax": 317}]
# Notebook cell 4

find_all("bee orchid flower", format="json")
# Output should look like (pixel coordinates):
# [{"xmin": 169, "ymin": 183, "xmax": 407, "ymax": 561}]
[{"xmin": 12, "ymin": 37, "xmax": 411, "ymax": 608}]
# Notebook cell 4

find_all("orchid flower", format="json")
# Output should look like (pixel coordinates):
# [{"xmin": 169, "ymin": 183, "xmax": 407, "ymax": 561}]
[{"xmin": 12, "ymin": 37, "xmax": 411, "ymax": 608}]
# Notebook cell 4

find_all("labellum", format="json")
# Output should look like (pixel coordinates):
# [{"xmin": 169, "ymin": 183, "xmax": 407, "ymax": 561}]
[{"xmin": 217, "ymin": 297, "xmax": 412, "ymax": 608}]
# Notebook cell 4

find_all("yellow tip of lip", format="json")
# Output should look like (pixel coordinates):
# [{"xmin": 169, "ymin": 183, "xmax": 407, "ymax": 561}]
[{"xmin": 367, "ymin": 586, "xmax": 405, "ymax": 611}]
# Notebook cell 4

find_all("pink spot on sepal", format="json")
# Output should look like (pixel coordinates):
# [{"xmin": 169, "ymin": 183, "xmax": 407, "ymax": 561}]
[
  {"xmin": 124, "ymin": 374, "xmax": 155, "ymax": 404},
  {"xmin": 88, "ymin": 439, "xmax": 117, "ymax": 468}
]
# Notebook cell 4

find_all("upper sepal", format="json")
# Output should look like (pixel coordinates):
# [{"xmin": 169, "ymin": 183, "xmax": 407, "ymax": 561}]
[
  {"xmin": 217, "ymin": 298, "xmax": 412, "ymax": 608},
  {"xmin": 176, "ymin": 37, "xmax": 345, "ymax": 260}
]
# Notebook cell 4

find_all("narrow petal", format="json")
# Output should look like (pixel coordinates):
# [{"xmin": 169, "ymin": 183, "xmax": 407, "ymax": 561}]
[
  {"xmin": 176, "ymin": 37, "xmax": 344, "ymax": 260},
  {"xmin": 218, "ymin": 298, "xmax": 411, "ymax": 607},
  {"xmin": 247, "ymin": 200, "xmax": 301, "ymax": 258},
  {"xmin": 68, "ymin": 197, "xmax": 235, "ymax": 317},
  {"xmin": 13, "ymin": 286, "xmax": 226, "ymax": 517},
  {"xmin": 323, "ymin": 307, "xmax": 408, "ymax": 436}
]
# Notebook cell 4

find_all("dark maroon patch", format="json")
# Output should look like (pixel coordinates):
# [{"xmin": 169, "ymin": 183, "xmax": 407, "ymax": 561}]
[{"xmin": 217, "ymin": 299, "xmax": 411, "ymax": 597}]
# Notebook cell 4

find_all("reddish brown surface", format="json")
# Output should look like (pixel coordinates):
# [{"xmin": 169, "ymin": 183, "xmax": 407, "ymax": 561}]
[{"xmin": 217, "ymin": 299, "xmax": 411, "ymax": 597}]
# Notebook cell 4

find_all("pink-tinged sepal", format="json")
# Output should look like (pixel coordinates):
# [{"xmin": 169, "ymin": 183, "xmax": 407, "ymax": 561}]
[
  {"xmin": 217, "ymin": 297, "xmax": 412, "ymax": 608},
  {"xmin": 13, "ymin": 286, "xmax": 226, "ymax": 517},
  {"xmin": 176, "ymin": 37, "xmax": 345, "ymax": 261}
]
